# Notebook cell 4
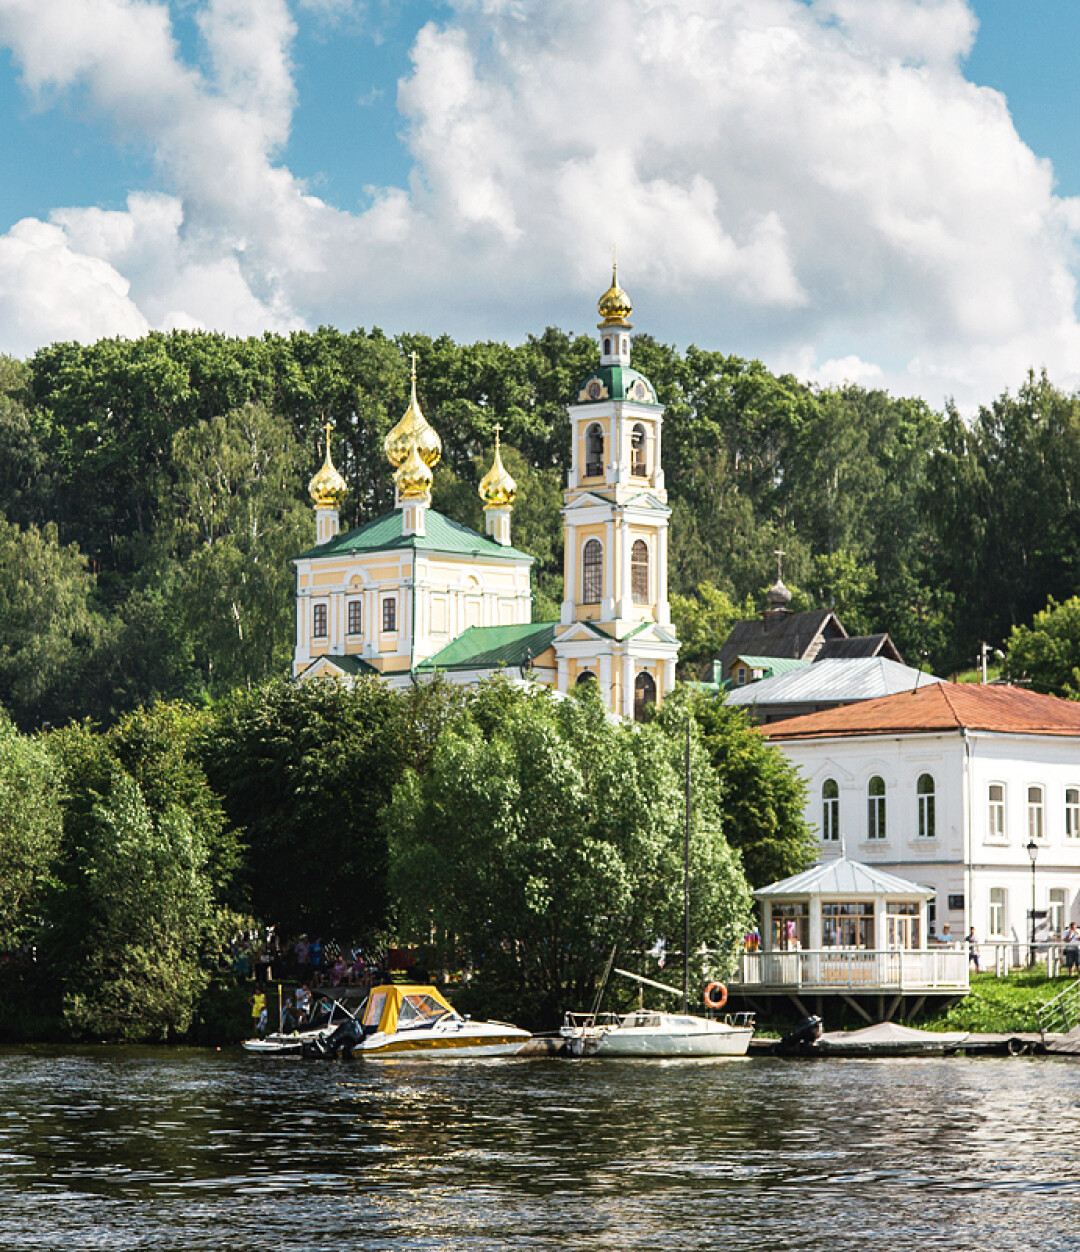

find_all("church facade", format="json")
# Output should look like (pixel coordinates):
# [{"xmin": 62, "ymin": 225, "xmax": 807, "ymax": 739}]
[{"xmin": 291, "ymin": 270, "xmax": 680, "ymax": 719}]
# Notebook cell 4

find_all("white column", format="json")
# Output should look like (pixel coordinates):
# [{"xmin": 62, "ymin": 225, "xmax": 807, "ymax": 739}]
[
  {"xmin": 809, "ymin": 902, "xmax": 822, "ymax": 950},
  {"xmin": 663, "ymin": 658, "xmax": 676, "ymax": 698},
  {"xmin": 603, "ymin": 519, "xmax": 615, "ymax": 618},
  {"xmin": 557, "ymin": 656, "xmax": 570, "ymax": 694},
  {"xmin": 599, "ymin": 652, "xmax": 613, "ymax": 709},
  {"xmin": 562, "ymin": 522, "xmax": 577, "ymax": 624},
  {"xmin": 656, "ymin": 521, "xmax": 670, "ymax": 624},
  {"xmin": 618, "ymin": 517, "xmax": 632, "ymax": 619},
  {"xmin": 622, "ymin": 654, "xmax": 635, "ymax": 718}
]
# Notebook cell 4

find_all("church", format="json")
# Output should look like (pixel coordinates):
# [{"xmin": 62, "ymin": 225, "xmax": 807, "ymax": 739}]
[{"xmin": 291, "ymin": 270, "xmax": 680, "ymax": 720}]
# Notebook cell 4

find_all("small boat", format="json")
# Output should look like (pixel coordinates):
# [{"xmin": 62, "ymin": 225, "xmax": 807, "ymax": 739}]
[
  {"xmin": 242, "ymin": 996, "xmax": 357, "ymax": 1056},
  {"xmin": 310, "ymin": 984, "xmax": 531, "ymax": 1059},
  {"xmin": 813, "ymin": 1021, "xmax": 969, "ymax": 1057}
]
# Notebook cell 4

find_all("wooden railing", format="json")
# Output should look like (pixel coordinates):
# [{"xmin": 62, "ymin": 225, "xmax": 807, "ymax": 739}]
[{"xmin": 731, "ymin": 948, "xmax": 969, "ymax": 991}]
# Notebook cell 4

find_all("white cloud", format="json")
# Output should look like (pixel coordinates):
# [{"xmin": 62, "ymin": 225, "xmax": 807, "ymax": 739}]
[{"xmin": 0, "ymin": 0, "xmax": 1077, "ymax": 411}]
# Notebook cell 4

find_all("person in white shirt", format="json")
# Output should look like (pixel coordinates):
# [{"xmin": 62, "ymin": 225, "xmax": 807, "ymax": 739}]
[{"xmin": 1063, "ymin": 923, "xmax": 1080, "ymax": 976}]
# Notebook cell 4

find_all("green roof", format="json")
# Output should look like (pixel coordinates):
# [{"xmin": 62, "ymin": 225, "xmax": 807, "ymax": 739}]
[
  {"xmin": 295, "ymin": 508, "xmax": 534, "ymax": 563},
  {"xmin": 298, "ymin": 654, "xmax": 379, "ymax": 678},
  {"xmin": 574, "ymin": 364, "xmax": 659, "ymax": 406},
  {"xmin": 415, "ymin": 622, "xmax": 558, "ymax": 673},
  {"xmin": 735, "ymin": 656, "xmax": 811, "ymax": 675}
]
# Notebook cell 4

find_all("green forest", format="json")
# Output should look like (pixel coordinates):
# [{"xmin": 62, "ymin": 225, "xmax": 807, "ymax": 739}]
[{"xmin": 3, "ymin": 326, "xmax": 1080, "ymax": 730}]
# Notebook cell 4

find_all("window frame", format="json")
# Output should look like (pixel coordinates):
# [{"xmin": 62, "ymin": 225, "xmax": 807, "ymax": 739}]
[
  {"xmin": 382, "ymin": 596, "xmax": 397, "ymax": 633},
  {"xmin": 917, "ymin": 773, "xmax": 936, "ymax": 839},
  {"xmin": 822, "ymin": 778, "xmax": 840, "ymax": 842},
  {"xmin": 988, "ymin": 886, "xmax": 1007, "ymax": 938},
  {"xmin": 987, "ymin": 782, "xmax": 1006, "ymax": 843},
  {"xmin": 1067, "ymin": 788, "xmax": 1080, "ymax": 839},
  {"xmin": 630, "ymin": 423, "xmax": 647, "ymax": 477},
  {"xmin": 867, "ymin": 775, "xmax": 887, "ymax": 841},
  {"xmin": 1028, "ymin": 784, "xmax": 1045, "ymax": 841},
  {"xmin": 347, "ymin": 599, "xmax": 362, "ymax": 636},
  {"xmin": 312, "ymin": 602, "xmax": 328, "ymax": 640},
  {"xmin": 630, "ymin": 538, "xmax": 649, "ymax": 603},
  {"xmin": 584, "ymin": 423, "xmax": 604, "ymax": 478},
  {"xmin": 582, "ymin": 538, "xmax": 603, "ymax": 605}
]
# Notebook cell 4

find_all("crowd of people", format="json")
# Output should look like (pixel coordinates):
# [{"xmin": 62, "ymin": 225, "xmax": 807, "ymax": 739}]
[{"xmin": 214, "ymin": 930, "xmax": 383, "ymax": 990}]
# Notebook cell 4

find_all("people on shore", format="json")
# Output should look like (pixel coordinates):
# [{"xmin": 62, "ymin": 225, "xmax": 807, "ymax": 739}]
[
  {"xmin": 937, "ymin": 923, "xmax": 953, "ymax": 944},
  {"xmin": 1063, "ymin": 922, "xmax": 1080, "ymax": 976},
  {"xmin": 966, "ymin": 927, "xmax": 980, "ymax": 972},
  {"xmin": 249, "ymin": 990, "xmax": 267, "ymax": 1038}
]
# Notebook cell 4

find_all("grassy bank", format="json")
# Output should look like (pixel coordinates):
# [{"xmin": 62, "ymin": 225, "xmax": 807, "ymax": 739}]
[{"xmin": 922, "ymin": 969, "xmax": 1076, "ymax": 1034}]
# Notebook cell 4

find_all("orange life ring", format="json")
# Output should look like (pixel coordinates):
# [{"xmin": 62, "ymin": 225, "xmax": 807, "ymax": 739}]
[{"xmin": 703, "ymin": 981, "xmax": 728, "ymax": 1011}]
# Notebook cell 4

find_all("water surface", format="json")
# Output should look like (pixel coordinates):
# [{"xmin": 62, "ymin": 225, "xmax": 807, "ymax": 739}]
[{"xmin": 2, "ymin": 1046, "xmax": 1078, "ymax": 1250}]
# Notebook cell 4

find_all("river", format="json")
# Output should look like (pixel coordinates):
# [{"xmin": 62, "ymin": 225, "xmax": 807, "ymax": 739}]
[{"xmin": 2, "ymin": 1046, "xmax": 1079, "ymax": 1250}]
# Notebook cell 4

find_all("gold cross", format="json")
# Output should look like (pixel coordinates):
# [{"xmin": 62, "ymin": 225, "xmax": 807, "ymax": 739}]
[{"xmin": 323, "ymin": 420, "xmax": 334, "ymax": 455}]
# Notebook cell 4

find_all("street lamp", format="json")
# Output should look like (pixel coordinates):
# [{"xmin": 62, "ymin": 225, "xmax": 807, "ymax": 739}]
[{"xmin": 1027, "ymin": 838, "xmax": 1039, "ymax": 967}]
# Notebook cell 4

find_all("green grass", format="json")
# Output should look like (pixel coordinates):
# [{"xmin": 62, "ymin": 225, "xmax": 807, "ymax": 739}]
[{"xmin": 921, "ymin": 969, "xmax": 1076, "ymax": 1034}]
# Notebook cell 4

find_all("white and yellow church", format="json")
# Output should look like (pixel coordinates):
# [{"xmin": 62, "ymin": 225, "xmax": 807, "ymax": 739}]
[{"xmin": 292, "ymin": 270, "xmax": 680, "ymax": 719}]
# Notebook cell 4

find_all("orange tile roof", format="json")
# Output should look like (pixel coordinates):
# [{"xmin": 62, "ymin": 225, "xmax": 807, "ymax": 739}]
[{"xmin": 759, "ymin": 682, "xmax": 1080, "ymax": 740}]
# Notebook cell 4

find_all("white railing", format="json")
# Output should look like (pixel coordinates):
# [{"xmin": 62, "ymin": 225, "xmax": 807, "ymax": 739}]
[
  {"xmin": 980, "ymin": 940, "xmax": 1075, "ymax": 977},
  {"xmin": 732, "ymin": 948, "xmax": 969, "ymax": 991}
]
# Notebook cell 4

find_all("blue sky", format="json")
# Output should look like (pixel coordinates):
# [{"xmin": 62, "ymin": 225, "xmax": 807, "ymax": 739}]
[{"xmin": 0, "ymin": 0, "xmax": 1078, "ymax": 412}]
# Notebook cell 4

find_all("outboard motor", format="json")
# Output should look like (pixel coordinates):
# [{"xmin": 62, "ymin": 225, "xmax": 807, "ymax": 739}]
[{"xmin": 773, "ymin": 1014, "xmax": 823, "ymax": 1056}]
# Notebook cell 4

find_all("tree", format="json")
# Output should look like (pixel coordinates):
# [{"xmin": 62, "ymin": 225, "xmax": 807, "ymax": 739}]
[
  {"xmin": 670, "ymin": 582, "xmax": 755, "ymax": 677},
  {"xmin": 677, "ymin": 688, "xmax": 816, "ymax": 888},
  {"xmin": 1004, "ymin": 596, "xmax": 1080, "ymax": 697},
  {"xmin": 386, "ymin": 680, "xmax": 752, "ymax": 1027}
]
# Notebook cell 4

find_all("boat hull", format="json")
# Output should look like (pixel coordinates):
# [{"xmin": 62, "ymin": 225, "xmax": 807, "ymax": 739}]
[
  {"xmin": 358, "ymin": 1024, "xmax": 531, "ymax": 1059},
  {"xmin": 593, "ymin": 1026, "xmax": 753, "ymax": 1058}
]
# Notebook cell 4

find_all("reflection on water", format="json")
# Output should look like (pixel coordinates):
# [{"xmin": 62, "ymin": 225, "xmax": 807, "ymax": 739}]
[{"xmin": 2, "ymin": 1047, "xmax": 1080, "ymax": 1250}]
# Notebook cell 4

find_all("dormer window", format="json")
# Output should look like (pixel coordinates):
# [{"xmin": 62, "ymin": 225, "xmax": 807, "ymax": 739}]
[
  {"xmin": 585, "ymin": 424, "xmax": 604, "ymax": 477},
  {"xmin": 631, "ymin": 423, "xmax": 647, "ymax": 476}
]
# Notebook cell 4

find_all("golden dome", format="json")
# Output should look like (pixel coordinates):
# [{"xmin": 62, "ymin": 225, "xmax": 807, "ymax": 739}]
[
  {"xmin": 394, "ymin": 436, "xmax": 433, "ymax": 499},
  {"xmin": 478, "ymin": 427, "xmax": 517, "ymax": 509},
  {"xmin": 308, "ymin": 422, "xmax": 347, "ymax": 508},
  {"xmin": 597, "ymin": 261, "xmax": 633, "ymax": 329},
  {"xmin": 384, "ymin": 352, "xmax": 442, "ymax": 471}
]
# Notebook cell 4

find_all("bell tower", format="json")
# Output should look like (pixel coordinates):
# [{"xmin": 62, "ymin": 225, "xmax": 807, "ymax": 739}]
[{"xmin": 553, "ymin": 266, "xmax": 680, "ymax": 719}]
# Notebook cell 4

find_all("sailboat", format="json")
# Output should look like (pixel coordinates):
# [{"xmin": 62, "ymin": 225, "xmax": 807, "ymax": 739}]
[{"xmin": 562, "ymin": 721, "xmax": 755, "ymax": 1059}]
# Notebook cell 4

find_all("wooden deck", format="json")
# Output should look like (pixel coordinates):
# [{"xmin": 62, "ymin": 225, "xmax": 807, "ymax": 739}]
[{"xmin": 731, "ymin": 948, "xmax": 969, "ymax": 995}]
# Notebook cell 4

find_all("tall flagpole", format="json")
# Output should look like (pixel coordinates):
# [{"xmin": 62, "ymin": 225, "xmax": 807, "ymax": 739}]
[{"xmin": 684, "ymin": 716, "xmax": 691, "ymax": 1016}]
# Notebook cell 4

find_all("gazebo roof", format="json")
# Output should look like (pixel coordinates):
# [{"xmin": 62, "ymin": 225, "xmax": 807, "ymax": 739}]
[{"xmin": 755, "ymin": 857, "xmax": 932, "ymax": 898}]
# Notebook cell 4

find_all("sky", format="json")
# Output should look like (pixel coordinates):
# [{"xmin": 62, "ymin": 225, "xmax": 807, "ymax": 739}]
[{"xmin": 0, "ymin": 0, "xmax": 1078, "ymax": 412}]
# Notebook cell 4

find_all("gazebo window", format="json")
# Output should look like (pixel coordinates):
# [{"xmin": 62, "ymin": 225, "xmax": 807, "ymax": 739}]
[
  {"xmin": 821, "ymin": 779, "xmax": 839, "ymax": 841},
  {"xmin": 867, "ymin": 776, "xmax": 886, "ymax": 840},
  {"xmin": 1028, "ymin": 785, "xmax": 1045, "ymax": 840},
  {"xmin": 917, "ymin": 774, "xmax": 935, "ymax": 839},
  {"xmin": 822, "ymin": 901, "xmax": 875, "ymax": 949},
  {"xmin": 770, "ymin": 902, "xmax": 808, "ymax": 951},
  {"xmin": 631, "ymin": 539, "xmax": 649, "ymax": 603},
  {"xmin": 585, "ymin": 424, "xmax": 604, "ymax": 477},
  {"xmin": 886, "ymin": 901, "xmax": 921, "ymax": 949},
  {"xmin": 582, "ymin": 539, "xmax": 603, "ymax": 604},
  {"xmin": 631, "ymin": 423, "xmax": 647, "ymax": 476}
]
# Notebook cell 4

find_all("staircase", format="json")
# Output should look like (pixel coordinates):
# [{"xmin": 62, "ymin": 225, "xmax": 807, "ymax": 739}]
[{"xmin": 1037, "ymin": 978, "xmax": 1080, "ymax": 1038}]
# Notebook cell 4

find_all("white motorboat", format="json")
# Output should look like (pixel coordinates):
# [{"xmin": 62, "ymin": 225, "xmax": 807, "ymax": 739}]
[
  {"xmin": 316, "ymin": 984, "xmax": 531, "ymax": 1059},
  {"xmin": 588, "ymin": 1008, "xmax": 753, "ymax": 1057},
  {"xmin": 242, "ymin": 996, "xmax": 356, "ymax": 1055}
]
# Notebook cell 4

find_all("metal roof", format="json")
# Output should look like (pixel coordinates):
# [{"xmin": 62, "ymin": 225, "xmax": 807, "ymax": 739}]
[
  {"xmin": 726, "ymin": 657, "xmax": 942, "ymax": 707},
  {"xmin": 755, "ymin": 857, "xmax": 933, "ymax": 898},
  {"xmin": 294, "ymin": 507, "xmax": 533, "ymax": 562},
  {"xmin": 414, "ymin": 621, "xmax": 558, "ymax": 672}
]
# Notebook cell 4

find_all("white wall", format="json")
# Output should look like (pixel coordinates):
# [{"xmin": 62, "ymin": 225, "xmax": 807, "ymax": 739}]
[{"xmin": 773, "ymin": 729, "xmax": 1080, "ymax": 944}]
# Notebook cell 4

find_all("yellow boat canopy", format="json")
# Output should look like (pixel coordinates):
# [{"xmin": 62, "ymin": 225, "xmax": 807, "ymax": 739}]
[{"xmin": 362, "ymin": 985, "xmax": 457, "ymax": 1036}]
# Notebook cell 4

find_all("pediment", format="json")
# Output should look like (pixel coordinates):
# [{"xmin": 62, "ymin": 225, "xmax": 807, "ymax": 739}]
[
  {"xmin": 554, "ymin": 621, "xmax": 609, "ymax": 643},
  {"xmin": 563, "ymin": 492, "xmax": 611, "ymax": 511}
]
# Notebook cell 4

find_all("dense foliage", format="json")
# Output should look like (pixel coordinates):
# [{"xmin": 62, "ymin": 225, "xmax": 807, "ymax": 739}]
[{"xmin": 4, "ymin": 330, "xmax": 1080, "ymax": 727}]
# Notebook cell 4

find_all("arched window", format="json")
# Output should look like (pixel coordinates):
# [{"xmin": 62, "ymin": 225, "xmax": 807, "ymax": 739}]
[
  {"xmin": 312, "ymin": 603, "xmax": 328, "ymax": 639},
  {"xmin": 603, "ymin": 337, "xmax": 611, "ymax": 356},
  {"xmin": 582, "ymin": 538, "xmax": 603, "ymax": 604},
  {"xmin": 917, "ymin": 773, "xmax": 936, "ymax": 839},
  {"xmin": 576, "ymin": 670, "xmax": 597, "ymax": 686},
  {"xmin": 867, "ymin": 775, "xmax": 886, "ymax": 840},
  {"xmin": 585, "ymin": 423, "xmax": 604, "ymax": 477},
  {"xmin": 634, "ymin": 671, "xmax": 656, "ymax": 721},
  {"xmin": 631, "ymin": 539, "xmax": 649, "ymax": 603},
  {"xmin": 631, "ymin": 423, "xmax": 647, "ymax": 476},
  {"xmin": 822, "ymin": 779, "xmax": 839, "ymax": 842}
]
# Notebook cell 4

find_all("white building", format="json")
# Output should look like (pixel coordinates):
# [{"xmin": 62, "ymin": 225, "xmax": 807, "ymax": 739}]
[{"xmin": 761, "ymin": 682, "xmax": 1080, "ymax": 949}]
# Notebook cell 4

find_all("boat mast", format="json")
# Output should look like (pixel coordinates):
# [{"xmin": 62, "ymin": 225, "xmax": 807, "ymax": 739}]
[{"xmin": 684, "ymin": 716, "xmax": 691, "ymax": 1016}]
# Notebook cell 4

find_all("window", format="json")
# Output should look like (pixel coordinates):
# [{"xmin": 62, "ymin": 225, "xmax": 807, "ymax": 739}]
[
  {"xmin": 347, "ymin": 600, "xmax": 362, "ymax": 635},
  {"xmin": 382, "ymin": 597, "xmax": 397, "ymax": 632},
  {"xmin": 989, "ymin": 887, "xmax": 1007, "ymax": 938},
  {"xmin": 736, "ymin": 667, "xmax": 747, "ymax": 686},
  {"xmin": 582, "ymin": 538, "xmax": 603, "ymax": 604},
  {"xmin": 822, "ymin": 779, "xmax": 840, "ymax": 842},
  {"xmin": 771, "ymin": 902, "xmax": 808, "ymax": 951},
  {"xmin": 886, "ymin": 902, "xmax": 921, "ymax": 949},
  {"xmin": 867, "ymin": 775, "xmax": 886, "ymax": 840},
  {"xmin": 631, "ymin": 539, "xmax": 649, "ymax": 603},
  {"xmin": 822, "ymin": 901, "xmax": 875, "ymax": 948},
  {"xmin": 631, "ymin": 423, "xmax": 647, "ymax": 476},
  {"xmin": 1050, "ymin": 888, "xmax": 1068, "ymax": 935},
  {"xmin": 603, "ymin": 337, "xmax": 611, "ymax": 356},
  {"xmin": 917, "ymin": 773, "xmax": 936, "ymax": 839},
  {"xmin": 1067, "ymin": 789, "xmax": 1080, "ymax": 838},
  {"xmin": 1028, "ymin": 785, "xmax": 1045, "ymax": 840},
  {"xmin": 312, "ymin": 603, "xmax": 327, "ymax": 639},
  {"xmin": 576, "ymin": 670, "xmax": 597, "ymax": 686},
  {"xmin": 585, "ymin": 424, "xmax": 604, "ymax": 477},
  {"xmin": 634, "ymin": 671, "xmax": 656, "ymax": 722},
  {"xmin": 988, "ymin": 783, "xmax": 1006, "ymax": 841}
]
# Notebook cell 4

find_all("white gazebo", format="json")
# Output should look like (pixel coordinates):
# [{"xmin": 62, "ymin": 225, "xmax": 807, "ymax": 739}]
[{"xmin": 730, "ymin": 857, "xmax": 969, "ymax": 1022}]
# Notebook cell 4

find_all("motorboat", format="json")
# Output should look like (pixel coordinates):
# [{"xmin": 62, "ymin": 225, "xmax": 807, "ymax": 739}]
[
  {"xmin": 242, "ymin": 996, "xmax": 357, "ymax": 1055},
  {"xmin": 812, "ymin": 1021, "xmax": 969, "ymax": 1057},
  {"xmin": 564, "ymin": 1006, "xmax": 754, "ymax": 1058},
  {"xmin": 309, "ymin": 984, "xmax": 531, "ymax": 1059}
]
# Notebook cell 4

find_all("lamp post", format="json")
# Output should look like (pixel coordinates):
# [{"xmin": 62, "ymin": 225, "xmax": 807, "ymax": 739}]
[{"xmin": 1027, "ymin": 838, "xmax": 1039, "ymax": 968}]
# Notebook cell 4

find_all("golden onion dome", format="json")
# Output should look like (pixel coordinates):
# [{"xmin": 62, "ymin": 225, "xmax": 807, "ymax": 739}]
[
  {"xmin": 597, "ymin": 261, "xmax": 633, "ymax": 329},
  {"xmin": 308, "ymin": 423, "xmax": 348, "ymax": 507},
  {"xmin": 394, "ymin": 436, "xmax": 434, "ymax": 499},
  {"xmin": 478, "ymin": 427, "xmax": 517, "ymax": 509},
  {"xmin": 384, "ymin": 352, "xmax": 442, "ymax": 471}
]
